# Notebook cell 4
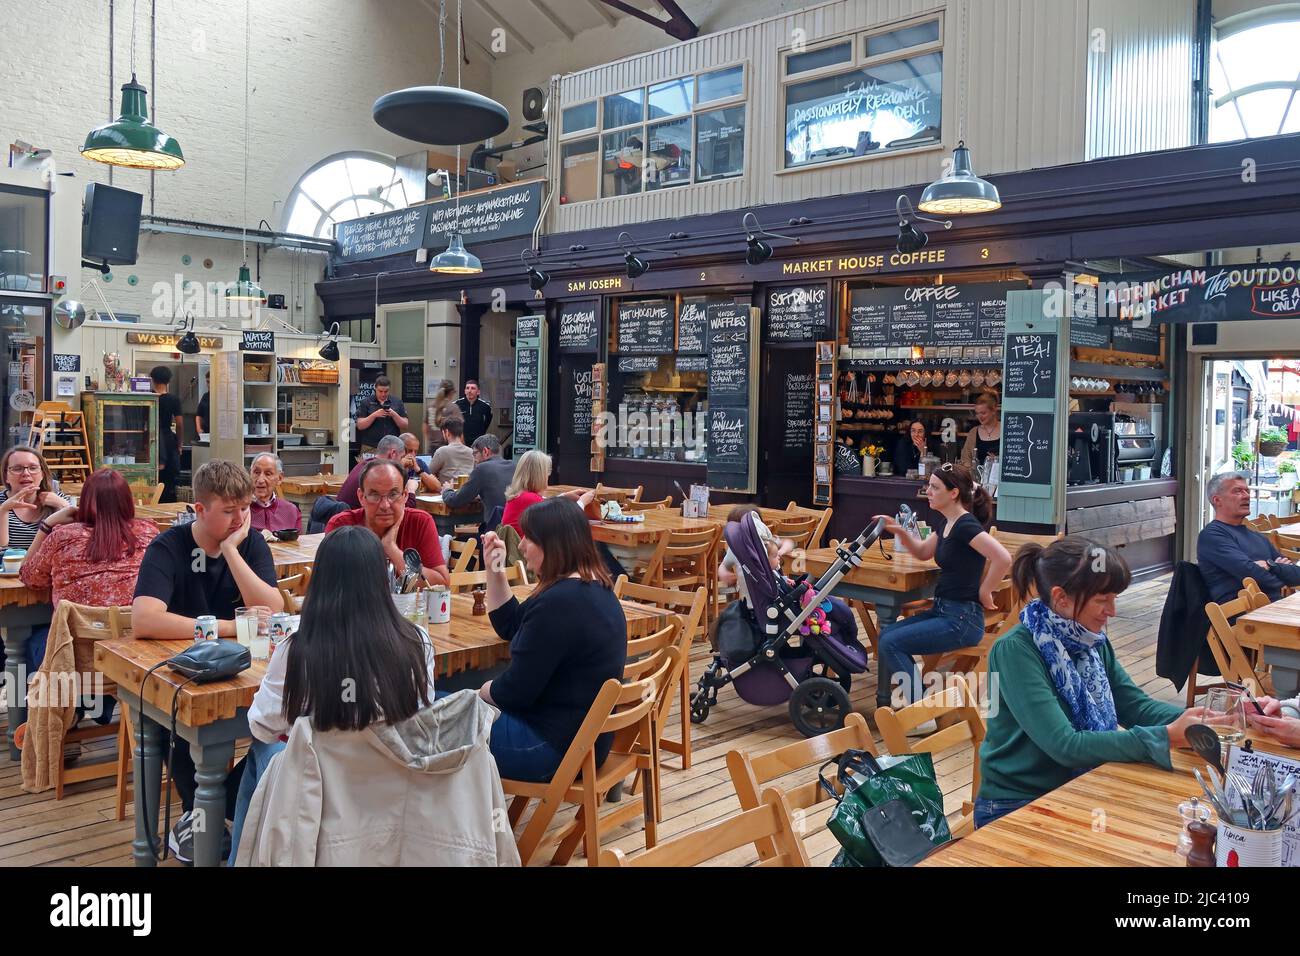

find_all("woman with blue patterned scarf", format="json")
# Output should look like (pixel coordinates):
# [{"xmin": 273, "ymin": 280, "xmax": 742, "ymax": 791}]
[{"xmin": 975, "ymin": 538, "xmax": 1208, "ymax": 829}]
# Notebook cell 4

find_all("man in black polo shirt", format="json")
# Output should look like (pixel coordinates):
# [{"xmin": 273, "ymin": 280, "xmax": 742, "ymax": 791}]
[
  {"xmin": 132, "ymin": 459, "xmax": 283, "ymax": 864},
  {"xmin": 455, "ymin": 379, "xmax": 493, "ymax": 445},
  {"xmin": 354, "ymin": 376, "xmax": 409, "ymax": 455}
]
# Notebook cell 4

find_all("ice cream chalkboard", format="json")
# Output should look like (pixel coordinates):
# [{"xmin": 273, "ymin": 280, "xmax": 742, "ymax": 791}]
[
  {"xmin": 767, "ymin": 285, "xmax": 829, "ymax": 342},
  {"xmin": 617, "ymin": 301, "xmax": 673, "ymax": 354},
  {"xmin": 1001, "ymin": 412, "xmax": 1054, "ymax": 485},
  {"xmin": 707, "ymin": 406, "xmax": 748, "ymax": 474},
  {"xmin": 557, "ymin": 301, "xmax": 599, "ymax": 353},
  {"xmin": 707, "ymin": 302, "xmax": 752, "ymax": 400},
  {"xmin": 677, "ymin": 299, "xmax": 710, "ymax": 354},
  {"xmin": 1003, "ymin": 333, "xmax": 1058, "ymax": 399}
]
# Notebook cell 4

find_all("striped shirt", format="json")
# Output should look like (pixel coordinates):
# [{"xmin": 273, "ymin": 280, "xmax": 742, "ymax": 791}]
[{"xmin": 0, "ymin": 488, "xmax": 72, "ymax": 551}]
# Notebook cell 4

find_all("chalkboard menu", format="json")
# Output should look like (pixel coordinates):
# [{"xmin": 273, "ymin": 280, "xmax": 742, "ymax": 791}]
[
  {"xmin": 571, "ymin": 365, "xmax": 594, "ymax": 438},
  {"xmin": 335, "ymin": 206, "xmax": 428, "ymax": 263},
  {"xmin": 515, "ymin": 347, "xmax": 540, "ymax": 390},
  {"xmin": 1004, "ymin": 333, "xmax": 1058, "ymax": 400},
  {"xmin": 53, "ymin": 353, "xmax": 80, "ymax": 372},
  {"xmin": 1110, "ymin": 321, "xmax": 1161, "ymax": 357},
  {"xmin": 557, "ymin": 301, "xmax": 599, "ymax": 353},
  {"xmin": 707, "ymin": 406, "xmax": 749, "ymax": 474},
  {"xmin": 767, "ymin": 285, "xmax": 830, "ymax": 342},
  {"xmin": 676, "ymin": 355, "xmax": 708, "ymax": 372},
  {"xmin": 849, "ymin": 283, "xmax": 1012, "ymax": 349},
  {"xmin": 239, "ymin": 330, "xmax": 275, "ymax": 352},
  {"xmin": 617, "ymin": 301, "xmax": 674, "ymax": 355},
  {"xmin": 1001, "ymin": 412, "xmax": 1054, "ymax": 485},
  {"xmin": 423, "ymin": 181, "xmax": 544, "ymax": 252},
  {"xmin": 516, "ymin": 313, "xmax": 542, "ymax": 340},
  {"xmin": 783, "ymin": 371, "xmax": 814, "ymax": 453},
  {"xmin": 677, "ymin": 299, "xmax": 709, "ymax": 354},
  {"xmin": 402, "ymin": 362, "xmax": 424, "ymax": 404},
  {"xmin": 1069, "ymin": 295, "xmax": 1111, "ymax": 349},
  {"xmin": 513, "ymin": 397, "xmax": 538, "ymax": 448},
  {"xmin": 707, "ymin": 302, "xmax": 752, "ymax": 400},
  {"xmin": 618, "ymin": 356, "xmax": 659, "ymax": 373}
]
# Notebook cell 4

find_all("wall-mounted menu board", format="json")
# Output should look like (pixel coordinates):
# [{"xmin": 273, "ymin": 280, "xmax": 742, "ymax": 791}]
[
  {"xmin": 707, "ymin": 406, "xmax": 749, "ymax": 475},
  {"xmin": 618, "ymin": 356, "xmax": 659, "ymax": 373},
  {"xmin": 1001, "ymin": 412, "xmax": 1054, "ymax": 485},
  {"xmin": 557, "ymin": 301, "xmax": 599, "ymax": 352},
  {"xmin": 848, "ymin": 283, "xmax": 1013, "ymax": 349},
  {"xmin": 783, "ymin": 370, "xmax": 814, "ymax": 453},
  {"xmin": 1069, "ymin": 294, "xmax": 1111, "ymax": 349},
  {"xmin": 515, "ymin": 347, "xmax": 540, "ymax": 390},
  {"xmin": 513, "ymin": 314, "xmax": 545, "ymax": 455},
  {"xmin": 1003, "ymin": 332, "xmax": 1058, "ymax": 400},
  {"xmin": 676, "ymin": 355, "xmax": 708, "ymax": 372},
  {"xmin": 334, "ymin": 206, "xmax": 428, "ymax": 263},
  {"xmin": 677, "ymin": 298, "xmax": 710, "ymax": 354},
  {"xmin": 1110, "ymin": 321, "xmax": 1161, "ymax": 357},
  {"xmin": 707, "ymin": 302, "xmax": 752, "ymax": 400},
  {"xmin": 513, "ymin": 398, "xmax": 538, "ymax": 448},
  {"xmin": 571, "ymin": 364, "xmax": 593, "ymax": 438},
  {"xmin": 767, "ymin": 285, "xmax": 830, "ymax": 342},
  {"xmin": 516, "ymin": 313, "xmax": 542, "ymax": 341},
  {"xmin": 616, "ymin": 300, "xmax": 674, "ymax": 354}
]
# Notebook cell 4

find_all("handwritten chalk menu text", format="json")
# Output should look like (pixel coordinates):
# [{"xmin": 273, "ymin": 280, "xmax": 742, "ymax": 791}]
[
  {"xmin": 1001, "ymin": 412, "xmax": 1054, "ymax": 485},
  {"xmin": 422, "ymin": 181, "xmax": 543, "ymax": 252},
  {"xmin": 848, "ymin": 283, "xmax": 1012, "ymax": 349},
  {"xmin": 707, "ymin": 406, "xmax": 749, "ymax": 473},
  {"xmin": 767, "ymin": 285, "xmax": 830, "ymax": 341},
  {"xmin": 513, "ymin": 397, "xmax": 538, "ymax": 449},
  {"xmin": 676, "ymin": 355, "xmax": 708, "ymax": 372},
  {"xmin": 1109, "ymin": 320, "xmax": 1161, "ymax": 357},
  {"xmin": 1003, "ymin": 333, "xmax": 1058, "ymax": 399},
  {"xmin": 515, "ymin": 347, "xmax": 540, "ymax": 390},
  {"xmin": 239, "ymin": 330, "xmax": 275, "ymax": 353},
  {"xmin": 617, "ymin": 300, "xmax": 674, "ymax": 354},
  {"xmin": 707, "ymin": 303, "xmax": 752, "ymax": 399},
  {"xmin": 53, "ymin": 353, "xmax": 80, "ymax": 372},
  {"xmin": 617, "ymin": 356, "xmax": 660, "ymax": 373},
  {"xmin": 783, "ymin": 371, "xmax": 814, "ymax": 452},
  {"xmin": 1069, "ymin": 293, "xmax": 1112, "ymax": 349},
  {"xmin": 516, "ymin": 313, "xmax": 542, "ymax": 341},
  {"xmin": 557, "ymin": 301, "xmax": 599, "ymax": 352},
  {"xmin": 335, "ymin": 206, "xmax": 428, "ymax": 263},
  {"xmin": 571, "ymin": 366, "xmax": 593, "ymax": 437},
  {"xmin": 677, "ymin": 298, "xmax": 710, "ymax": 354}
]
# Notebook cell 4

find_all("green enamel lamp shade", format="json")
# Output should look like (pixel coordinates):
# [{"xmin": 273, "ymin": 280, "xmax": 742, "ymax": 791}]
[
  {"xmin": 82, "ymin": 76, "xmax": 185, "ymax": 171},
  {"xmin": 918, "ymin": 141, "xmax": 1001, "ymax": 215},
  {"xmin": 429, "ymin": 233, "xmax": 483, "ymax": 274},
  {"xmin": 225, "ymin": 264, "xmax": 267, "ymax": 303}
]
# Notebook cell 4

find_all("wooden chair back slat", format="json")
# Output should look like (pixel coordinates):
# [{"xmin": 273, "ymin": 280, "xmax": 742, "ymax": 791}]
[
  {"xmin": 448, "ymin": 537, "xmax": 478, "ymax": 573},
  {"xmin": 450, "ymin": 561, "xmax": 528, "ymax": 592},
  {"xmin": 1204, "ymin": 578, "xmax": 1273, "ymax": 695},
  {"xmin": 623, "ymin": 496, "xmax": 673, "ymax": 512}
]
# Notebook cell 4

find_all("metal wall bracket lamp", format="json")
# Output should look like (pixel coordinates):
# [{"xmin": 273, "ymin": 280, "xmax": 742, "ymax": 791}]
[
  {"xmin": 895, "ymin": 195, "xmax": 951, "ymax": 254},
  {"xmin": 742, "ymin": 212, "xmax": 801, "ymax": 265},
  {"xmin": 617, "ymin": 230, "xmax": 686, "ymax": 279}
]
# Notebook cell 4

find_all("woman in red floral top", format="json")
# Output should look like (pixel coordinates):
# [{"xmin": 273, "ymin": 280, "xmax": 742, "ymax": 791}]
[{"xmin": 20, "ymin": 468, "xmax": 158, "ymax": 609}]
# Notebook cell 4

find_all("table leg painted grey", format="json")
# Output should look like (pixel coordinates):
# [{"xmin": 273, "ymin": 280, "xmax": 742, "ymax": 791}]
[
  {"xmin": 827, "ymin": 579, "xmax": 936, "ymax": 629},
  {"xmin": 2, "ymin": 602, "xmax": 54, "ymax": 760},
  {"xmin": 120, "ymin": 688, "xmax": 249, "ymax": 867},
  {"xmin": 1262, "ymin": 647, "xmax": 1300, "ymax": 699}
]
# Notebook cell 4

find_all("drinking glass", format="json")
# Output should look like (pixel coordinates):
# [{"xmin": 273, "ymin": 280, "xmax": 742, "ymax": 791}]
[
  {"xmin": 235, "ymin": 606, "xmax": 271, "ymax": 656},
  {"xmin": 1204, "ymin": 687, "xmax": 1247, "ymax": 746}
]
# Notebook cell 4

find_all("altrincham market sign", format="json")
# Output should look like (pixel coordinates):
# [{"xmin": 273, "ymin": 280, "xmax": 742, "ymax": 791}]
[{"xmin": 1093, "ymin": 262, "xmax": 1300, "ymax": 325}]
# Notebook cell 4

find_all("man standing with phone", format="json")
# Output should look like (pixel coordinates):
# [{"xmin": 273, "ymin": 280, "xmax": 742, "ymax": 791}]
[{"xmin": 354, "ymin": 375, "xmax": 410, "ymax": 456}]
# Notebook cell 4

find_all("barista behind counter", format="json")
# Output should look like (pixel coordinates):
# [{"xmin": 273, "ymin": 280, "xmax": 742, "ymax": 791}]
[{"xmin": 893, "ymin": 420, "xmax": 935, "ymax": 475}]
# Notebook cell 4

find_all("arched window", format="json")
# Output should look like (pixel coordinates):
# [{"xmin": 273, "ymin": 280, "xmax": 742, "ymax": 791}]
[
  {"xmin": 1209, "ymin": 5, "xmax": 1300, "ymax": 142},
  {"xmin": 281, "ymin": 152, "xmax": 407, "ymax": 238}
]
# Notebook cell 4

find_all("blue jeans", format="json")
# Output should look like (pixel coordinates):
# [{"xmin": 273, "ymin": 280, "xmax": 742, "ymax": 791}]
[
  {"xmin": 875, "ymin": 598, "xmax": 984, "ymax": 708},
  {"xmin": 0, "ymin": 624, "xmax": 51, "ymax": 679},
  {"xmin": 228, "ymin": 738, "xmax": 287, "ymax": 866},
  {"xmin": 490, "ymin": 711, "xmax": 565, "ymax": 783},
  {"xmin": 973, "ymin": 796, "xmax": 1033, "ymax": 829}
]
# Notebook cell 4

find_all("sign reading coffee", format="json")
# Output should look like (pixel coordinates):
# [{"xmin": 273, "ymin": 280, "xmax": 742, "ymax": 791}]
[
  {"xmin": 767, "ymin": 285, "xmax": 829, "ymax": 341},
  {"xmin": 848, "ymin": 283, "xmax": 1011, "ymax": 350}
]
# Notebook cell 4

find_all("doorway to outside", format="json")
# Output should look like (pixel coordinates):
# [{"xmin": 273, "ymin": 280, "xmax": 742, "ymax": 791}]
[{"xmin": 1191, "ymin": 356, "xmax": 1299, "ymax": 534}]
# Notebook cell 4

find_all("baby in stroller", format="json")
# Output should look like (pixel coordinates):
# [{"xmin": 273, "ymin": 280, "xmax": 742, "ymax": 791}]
[{"xmin": 693, "ymin": 511, "xmax": 884, "ymax": 737}]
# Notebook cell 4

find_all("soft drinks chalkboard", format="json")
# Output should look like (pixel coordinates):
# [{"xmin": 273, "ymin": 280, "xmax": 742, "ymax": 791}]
[
  {"xmin": 767, "ymin": 285, "xmax": 829, "ymax": 342},
  {"xmin": 617, "ymin": 301, "xmax": 673, "ymax": 354},
  {"xmin": 1001, "ymin": 412, "xmax": 1054, "ymax": 485},
  {"xmin": 557, "ymin": 302, "xmax": 599, "ymax": 352},
  {"xmin": 1003, "ymin": 333, "xmax": 1058, "ymax": 399}
]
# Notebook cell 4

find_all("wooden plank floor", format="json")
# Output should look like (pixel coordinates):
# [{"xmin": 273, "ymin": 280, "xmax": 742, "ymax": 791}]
[{"xmin": 0, "ymin": 575, "xmax": 1180, "ymax": 867}]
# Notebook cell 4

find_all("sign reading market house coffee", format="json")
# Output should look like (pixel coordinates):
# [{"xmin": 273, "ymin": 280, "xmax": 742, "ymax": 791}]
[
  {"xmin": 848, "ymin": 283, "xmax": 1011, "ymax": 349},
  {"xmin": 422, "ymin": 181, "xmax": 544, "ymax": 252},
  {"xmin": 557, "ymin": 301, "xmax": 599, "ymax": 353},
  {"xmin": 766, "ymin": 284, "xmax": 830, "ymax": 342}
]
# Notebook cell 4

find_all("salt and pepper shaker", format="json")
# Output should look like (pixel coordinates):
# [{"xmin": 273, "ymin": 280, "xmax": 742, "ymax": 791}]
[
  {"xmin": 1186, "ymin": 820, "xmax": 1217, "ymax": 867},
  {"xmin": 1177, "ymin": 798, "xmax": 1212, "ymax": 856},
  {"xmin": 472, "ymin": 587, "xmax": 487, "ymax": 616}
]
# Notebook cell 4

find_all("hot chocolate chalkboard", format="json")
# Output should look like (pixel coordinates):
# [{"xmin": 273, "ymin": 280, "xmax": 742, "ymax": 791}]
[
  {"xmin": 767, "ymin": 285, "xmax": 830, "ymax": 342},
  {"xmin": 1004, "ymin": 333, "xmax": 1058, "ymax": 399},
  {"xmin": 1001, "ymin": 412, "xmax": 1054, "ymax": 485},
  {"xmin": 617, "ymin": 301, "xmax": 673, "ymax": 354},
  {"xmin": 707, "ymin": 302, "xmax": 752, "ymax": 400},
  {"xmin": 557, "ymin": 301, "xmax": 599, "ymax": 352},
  {"xmin": 677, "ymin": 298, "xmax": 710, "ymax": 354}
]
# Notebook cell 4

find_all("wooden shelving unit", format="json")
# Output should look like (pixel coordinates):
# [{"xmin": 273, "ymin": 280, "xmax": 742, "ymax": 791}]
[{"xmin": 27, "ymin": 402, "xmax": 92, "ymax": 484}]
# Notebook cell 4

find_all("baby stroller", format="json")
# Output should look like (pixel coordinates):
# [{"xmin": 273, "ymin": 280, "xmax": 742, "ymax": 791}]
[{"xmin": 690, "ymin": 516, "xmax": 885, "ymax": 737}]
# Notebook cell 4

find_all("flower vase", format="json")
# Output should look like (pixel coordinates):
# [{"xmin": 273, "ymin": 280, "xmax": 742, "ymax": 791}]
[{"xmin": 862, "ymin": 456, "xmax": 877, "ymax": 477}]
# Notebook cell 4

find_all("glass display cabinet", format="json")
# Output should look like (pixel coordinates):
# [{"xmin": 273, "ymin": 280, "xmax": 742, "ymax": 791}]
[{"xmin": 81, "ymin": 391, "xmax": 159, "ymax": 484}]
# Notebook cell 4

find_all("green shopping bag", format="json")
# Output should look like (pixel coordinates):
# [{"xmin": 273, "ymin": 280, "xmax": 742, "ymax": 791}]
[{"xmin": 823, "ymin": 749, "xmax": 951, "ymax": 867}]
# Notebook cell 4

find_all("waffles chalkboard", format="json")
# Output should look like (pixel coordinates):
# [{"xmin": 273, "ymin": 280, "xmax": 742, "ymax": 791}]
[
  {"xmin": 707, "ymin": 302, "xmax": 752, "ymax": 400},
  {"xmin": 617, "ymin": 301, "xmax": 673, "ymax": 355},
  {"xmin": 557, "ymin": 301, "xmax": 599, "ymax": 352},
  {"xmin": 767, "ymin": 285, "xmax": 830, "ymax": 341},
  {"xmin": 1003, "ymin": 333, "xmax": 1057, "ymax": 399},
  {"xmin": 1001, "ymin": 412, "xmax": 1054, "ymax": 485}
]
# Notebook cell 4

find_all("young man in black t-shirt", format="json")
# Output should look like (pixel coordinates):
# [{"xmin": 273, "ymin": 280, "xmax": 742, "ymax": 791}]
[{"xmin": 132, "ymin": 460, "xmax": 283, "ymax": 863}]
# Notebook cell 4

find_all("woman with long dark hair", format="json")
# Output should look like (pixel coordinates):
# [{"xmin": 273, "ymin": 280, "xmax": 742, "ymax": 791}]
[
  {"xmin": 873, "ymin": 463, "xmax": 1011, "ymax": 718},
  {"xmin": 478, "ymin": 496, "xmax": 626, "ymax": 782},
  {"xmin": 976, "ymin": 538, "xmax": 1206, "ymax": 828},
  {"xmin": 232, "ymin": 525, "xmax": 437, "ymax": 859}
]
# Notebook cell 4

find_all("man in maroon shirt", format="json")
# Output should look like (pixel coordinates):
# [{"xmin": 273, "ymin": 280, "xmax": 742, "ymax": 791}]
[
  {"xmin": 325, "ymin": 459, "xmax": 449, "ymax": 587},
  {"xmin": 249, "ymin": 453, "xmax": 302, "ymax": 534}
]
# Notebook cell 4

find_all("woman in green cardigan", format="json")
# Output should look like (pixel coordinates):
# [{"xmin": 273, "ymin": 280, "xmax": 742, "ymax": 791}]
[{"xmin": 976, "ymin": 538, "xmax": 1206, "ymax": 828}]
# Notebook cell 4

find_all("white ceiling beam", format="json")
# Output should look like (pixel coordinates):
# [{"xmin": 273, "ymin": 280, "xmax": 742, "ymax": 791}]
[
  {"xmin": 584, "ymin": 0, "xmax": 617, "ymax": 28},
  {"xmin": 527, "ymin": 0, "xmax": 574, "ymax": 41},
  {"xmin": 475, "ymin": 0, "xmax": 536, "ymax": 54}
]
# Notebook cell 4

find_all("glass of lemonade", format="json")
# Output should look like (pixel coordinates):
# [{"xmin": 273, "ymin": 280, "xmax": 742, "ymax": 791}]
[
  {"xmin": 1204, "ymin": 687, "xmax": 1247, "ymax": 746},
  {"xmin": 236, "ymin": 606, "xmax": 272, "ymax": 660}
]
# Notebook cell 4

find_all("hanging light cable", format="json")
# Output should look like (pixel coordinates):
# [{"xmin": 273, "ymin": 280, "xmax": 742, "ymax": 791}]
[
  {"xmin": 430, "ymin": 0, "xmax": 483, "ymax": 275},
  {"xmin": 227, "ymin": 0, "xmax": 267, "ymax": 305}
]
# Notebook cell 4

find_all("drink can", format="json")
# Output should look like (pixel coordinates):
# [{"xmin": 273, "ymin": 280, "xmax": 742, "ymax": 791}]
[
  {"xmin": 195, "ymin": 615, "xmax": 219, "ymax": 641},
  {"xmin": 268, "ymin": 612, "xmax": 293, "ymax": 657},
  {"xmin": 428, "ymin": 585, "xmax": 451, "ymax": 625}
]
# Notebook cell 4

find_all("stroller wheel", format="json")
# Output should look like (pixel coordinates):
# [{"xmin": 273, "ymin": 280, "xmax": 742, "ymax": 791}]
[
  {"xmin": 690, "ymin": 694, "xmax": 710, "ymax": 724},
  {"xmin": 789, "ymin": 677, "xmax": 852, "ymax": 738}
]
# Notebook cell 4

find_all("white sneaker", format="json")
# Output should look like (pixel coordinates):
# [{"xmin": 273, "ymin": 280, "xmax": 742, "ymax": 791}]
[{"xmin": 906, "ymin": 719, "xmax": 938, "ymax": 738}]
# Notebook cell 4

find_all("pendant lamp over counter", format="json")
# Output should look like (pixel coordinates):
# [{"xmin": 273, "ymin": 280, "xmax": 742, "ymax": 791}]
[{"xmin": 917, "ymin": 141, "xmax": 1002, "ymax": 215}]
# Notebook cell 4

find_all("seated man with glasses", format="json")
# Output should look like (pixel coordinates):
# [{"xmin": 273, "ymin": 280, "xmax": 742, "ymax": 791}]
[{"xmin": 325, "ymin": 459, "xmax": 449, "ymax": 587}]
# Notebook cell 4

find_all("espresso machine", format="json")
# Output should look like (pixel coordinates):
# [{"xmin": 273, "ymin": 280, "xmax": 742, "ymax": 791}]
[
  {"xmin": 1067, "ymin": 412, "xmax": 1116, "ymax": 485},
  {"xmin": 1112, "ymin": 415, "xmax": 1158, "ymax": 481}
]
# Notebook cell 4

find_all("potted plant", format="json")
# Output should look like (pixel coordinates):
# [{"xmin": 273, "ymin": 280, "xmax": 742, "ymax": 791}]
[
  {"xmin": 1259, "ymin": 427, "xmax": 1289, "ymax": 458},
  {"xmin": 1233, "ymin": 441, "xmax": 1256, "ymax": 471}
]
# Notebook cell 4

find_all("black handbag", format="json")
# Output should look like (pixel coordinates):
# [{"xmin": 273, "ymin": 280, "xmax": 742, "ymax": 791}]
[{"xmin": 859, "ymin": 799, "xmax": 938, "ymax": 867}]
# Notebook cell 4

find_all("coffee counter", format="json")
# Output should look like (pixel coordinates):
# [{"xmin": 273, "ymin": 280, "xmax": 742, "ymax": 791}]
[
  {"xmin": 1065, "ymin": 478, "xmax": 1177, "ymax": 580},
  {"xmin": 828, "ymin": 474, "xmax": 968, "ymax": 542}
]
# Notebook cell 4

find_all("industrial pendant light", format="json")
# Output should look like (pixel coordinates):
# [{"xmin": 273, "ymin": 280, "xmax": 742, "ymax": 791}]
[
  {"xmin": 741, "ymin": 212, "xmax": 798, "ymax": 266},
  {"xmin": 918, "ymin": 0, "xmax": 1001, "ymax": 216},
  {"xmin": 225, "ymin": 0, "xmax": 267, "ymax": 305},
  {"xmin": 895, "ymin": 196, "xmax": 950, "ymax": 255},
  {"xmin": 317, "ymin": 322, "xmax": 341, "ymax": 361},
  {"xmin": 373, "ymin": 0, "xmax": 509, "ymax": 145},
  {"xmin": 430, "ymin": 0, "xmax": 483, "ymax": 275},
  {"xmin": 82, "ymin": 2, "xmax": 184, "ymax": 170},
  {"xmin": 175, "ymin": 314, "xmax": 201, "ymax": 355},
  {"xmin": 522, "ymin": 249, "xmax": 550, "ymax": 291}
]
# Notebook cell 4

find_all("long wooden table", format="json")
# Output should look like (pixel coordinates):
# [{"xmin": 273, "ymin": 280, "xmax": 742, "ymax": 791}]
[
  {"xmin": 278, "ymin": 473, "xmax": 345, "ymax": 529},
  {"xmin": 267, "ymin": 532, "xmax": 325, "ymax": 578},
  {"xmin": 1240, "ymin": 590, "xmax": 1300, "ymax": 697},
  {"xmin": 97, "ymin": 585, "xmax": 677, "ymax": 867},
  {"xmin": 412, "ymin": 493, "xmax": 483, "ymax": 518},
  {"xmin": 136, "ymin": 502, "xmax": 194, "ymax": 530},
  {"xmin": 920, "ymin": 738, "xmax": 1300, "ymax": 866}
]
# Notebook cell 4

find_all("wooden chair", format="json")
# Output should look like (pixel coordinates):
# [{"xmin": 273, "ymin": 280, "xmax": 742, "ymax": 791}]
[
  {"xmin": 622, "ymin": 496, "xmax": 673, "ymax": 512},
  {"xmin": 874, "ymin": 674, "xmax": 985, "ymax": 837},
  {"xmin": 1245, "ymin": 515, "xmax": 1275, "ymax": 533},
  {"xmin": 623, "ymin": 528, "xmax": 671, "ymax": 588},
  {"xmin": 614, "ymin": 577, "xmax": 706, "ymax": 771},
  {"xmin": 501, "ymin": 649, "xmax": 677, "ymax": 866},
  {"xmin": 448, "ymin": 537, "xmax": 478, "ymax": 573},
  {"xmin": 622, "ymin": 638, "xmax": 679, "ymax": 819},
  {"xmin": 660, "ymin": 525, "xmax": 720, "ymax": 601},
  {"xmin": 786, "ymin": 502, "xmax": 833, "ymax": 551},
  {"xmin": 600, "ymin": 788, "xmax": 810, "ymax": 868},
  {"xmin": 129, "ymin": 481, "xmax": 164, "ymax": 506},
  {"xmin": 449, "ymin": 561, "xmax": 528, "ymax": 593},
  {"xmin": 276, "ymin": 569, "xmax": 312, "ymax": 612},
  {"xmin": 727, "ymin": 712, "xmax": 876, "ymax": 860},
  {"xmin": 1273, "ymin": 530, "xmax": 1300, "ymax": 552},
  {"xmin": 594, "ymin": 482, "xmax": 642, "ymax": 503},
  {"xmin": 1185, "ymin": 579, "xmax": 1268, "ymax": 706},
  {"xmin": 1204, "ymin": 580, "xmax": 1274, "ymax": 697},
  {"xmin": 771, "ymin": 514, "xmax": 820, "ymax": 551}
]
